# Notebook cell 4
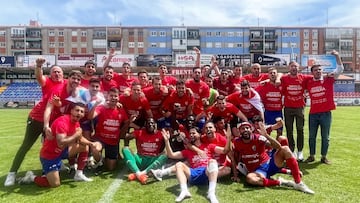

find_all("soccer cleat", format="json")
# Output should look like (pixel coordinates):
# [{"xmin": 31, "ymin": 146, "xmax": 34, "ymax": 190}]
[
  {"xmin": 138, "ymin": 174, "xmax": 148, "ymax": 185},
  {"xmin": 128, "ymin": 173, "xmax": 137, "ymax": 181},
  {"xmin": 87, "ymin": 156, "xmax": 95, "ymax": 169},
  {"xmin": 175, "ymin": 191, "xmax": 191, "ymax": 202},
  {"xmin": 297, "ymin": 151, "xmax": 304, "ymax": 161},
  {"xmin": 207, "ymin": 193, "xmax": 219, "ymax": 203},
  {"xmin": 60, "ymin": 162, "xmax": 70, "ymax": 172},
  {"xmin": 4, "ymin": 172, "xmax": 16, "ymax": 186},
  {"xmin": 294, "ymin": 182, "xmax": 315, "ymax": 194},
  {"xmin": 18, "ymin": 171, "xmax": 35, "ymax": 184},
  {"xmin": 278, "ymin": 176, "xmax": 295, "ymax": 187},
  {"xmin": 150, "ymin": 169, "xmax": 163, "ymax": 181},
  {"xmin": 74, "ymin": 172, "xmax": 93, "ymax": 182}
]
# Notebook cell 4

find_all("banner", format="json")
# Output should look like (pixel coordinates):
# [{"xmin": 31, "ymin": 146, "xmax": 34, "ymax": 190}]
[
  {"xmin": 253, "ymin": 54, "xmax": 289, "ymax": 66},
  {"xmin": 0, "ymin": 72, "xmax": 36, "ymax": 79},
  {"xmin": 301, "ymin": 55, "xmax": 337, "ymax": 72},
  {"xmin": 175, "ymin": 54, "xmax": 213, "ymax": 67},
  {"xmin": 96, "ymin": 54, "xmax": 136, "ymax": 67},
  {"xmin": 136, "ymin": 54, "xmax": 173, "ymax": 67},
  {"xmin": 216, "ymin": 54, "xmax": 251, "ymax": 67},
  {"xmin": 0, "ymin": 56, "xmax": 15, "ymax": 67},
  {"xmin": 57, "ymin": 54, "xmax": 95, "ymax": 67},
  {"xmin": 16, "ymin": 55, "xmax": 56, "ymax": 68}
]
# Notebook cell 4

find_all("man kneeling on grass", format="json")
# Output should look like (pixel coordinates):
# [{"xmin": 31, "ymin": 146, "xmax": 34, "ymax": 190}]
[{"xmin": 19, "ymin": 102, "xmax": 101, "ymax": 187}]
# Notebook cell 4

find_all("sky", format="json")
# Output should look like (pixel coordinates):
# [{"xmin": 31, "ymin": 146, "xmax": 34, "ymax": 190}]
[{"xmin": 1, "ymin": 0, "xmax": 360, "ymax": 27}]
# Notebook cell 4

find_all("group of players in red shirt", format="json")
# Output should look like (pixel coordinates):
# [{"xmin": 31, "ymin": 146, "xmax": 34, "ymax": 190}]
[{"xmin": 4, "ymin": 48, "xmax": 344, "ymax": 203}]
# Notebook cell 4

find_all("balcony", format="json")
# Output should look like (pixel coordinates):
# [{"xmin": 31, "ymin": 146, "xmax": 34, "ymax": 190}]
[{"xmin": 249, "ymin": 45, "xmax": 277, "ymax": 53}]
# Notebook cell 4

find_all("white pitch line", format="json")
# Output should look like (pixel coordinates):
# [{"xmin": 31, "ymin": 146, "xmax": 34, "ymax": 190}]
[
  {"xmin": 97, "ymin": 168, "xmax": 127, "ymax": 203},
  {"xmin": 0, "ymin": 136, "xmax": 23, "ymax": 139}
]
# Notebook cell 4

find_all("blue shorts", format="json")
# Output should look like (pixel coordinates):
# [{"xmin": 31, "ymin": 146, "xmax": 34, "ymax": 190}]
[
  {"xmin": 255, "ymin": 152, "xmax": 280, "ymax": 178},
  {"xmin": 80, "ymin": 120, "xmax": 92, "ymax": 131},
  {"xmin": 40, "ymin": 148, "xmax": 68, "ymax": 175},
  {"xmin": 264, "ymin": 110, "xmax": 283, "ymax": 130},
  {"xmin": 189, "ymin": 167, "xmax": 208, "ymax": 185}
]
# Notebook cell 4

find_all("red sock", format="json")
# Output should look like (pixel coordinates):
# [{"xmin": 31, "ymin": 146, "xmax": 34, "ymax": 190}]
[
  {"xmin": 279, "ymin": 168, "xmax": 289, "ymax": 174},
  {"xmin": 286, "ymin": 157, "xmax": 301, "ymax": 183},
  {"xmin": 69, "ymin": 157, "xmax": 76, "ymax": 166},
  {"xmin": 34, "ymin": 176, "xmax": 50, "ymax": 187},
  {"xmin": 77, "ymin": 151, "xmax": 88, "ymax": 170},
  {"xmin": 262, "ymin": 178, "xmax": 280, "ymax": 187}
]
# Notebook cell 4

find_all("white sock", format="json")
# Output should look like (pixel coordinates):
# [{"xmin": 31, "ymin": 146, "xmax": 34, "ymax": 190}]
[
  {"xmin": 8, "ymin": 172, "xmax": 16, "ymax": 175},
  {"xmin": 208, "ymin": 181, "xmax": 216, "ymax": 194},
  {"xmin": 162, "ymin": 167, "xmax": 172, "ymax": 176},
  {"xmin": 180, "ymin": 183, "xmax": 188, "ymax": 192}
]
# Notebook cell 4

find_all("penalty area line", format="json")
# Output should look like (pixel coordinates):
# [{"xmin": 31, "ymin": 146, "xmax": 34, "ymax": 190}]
[{"xmin": 97, "ymin": 167, "xmax": 127, "ymax": 203}]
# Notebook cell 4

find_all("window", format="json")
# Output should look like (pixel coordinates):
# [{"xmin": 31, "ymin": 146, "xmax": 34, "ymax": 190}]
[
  {"xmin": 49, "ymin": 31, "xmax": 55, "ymax": 36},
  {"xmin": 206, "ymin": 42, "xmax": 213, "ymax": 48},
  {"xmin": 128, "ymin": 42, "xmax": 135, "ymax": 48},
  {"xmin": 159, "ymin": 31, "xmax": 166, "ymax": 37},
  {"xmin": 282, "ymin": 32, "xmax": 288, "ymax": 37},
  {"xmin": 215, "ymin": 42, "xmax": 221, "ymax": 48},
  {"xmin": 290, "ymin": 43, "xmax": 297, "ymax": 48},
  {"xmin": 81, "ymin": 31, "xmax": 87, "ymax": 37},
  {"xmin": 93, "ymin": 39, "xmax": 107, "ymax": 48},
  {"xmin": 228, "ymin": 32, "xmax": 234, "ymax": 37},
  {"xmin": 303, "ymin": 30, "xmax": 309, "ymax": 39},
  {"xmin": 49, "ymin": 42, "xmax": 55, "ymax": 47},
  {"xmin": 291, "ymin": 32, "xmax": 297, "ymax": 37},
  {"xmin": 312, "ymin": 42, "xmax": 318, "ymax": 50},
  {"xmin": 137, "ymin": 42, "xmax": 144, "ymax": 48},
  {"xmin": 206, "ymin": 31, "xmax": 212, "ymax": 37},
  {"xmin": 236, "ymin": 43, "xmax": 243, "ymax": 47},
  {"xmin": 303, "ymin": 41, "xmax": 309, "ymax": 50},
  {"xmin": 159, "ymin": 42, "xmax": 166, "ymax": 48},
  {"xmin": 215, "ymin": 31, "xmax": 221, "ymax": 37},
  {"xmin": 0, "ymin": 42, "xmax": 5, "ymax": 47},
  {"xmin": 80, "ymin": 42, "xmax": 87, "ymax": 48},
  {"xmin": 228, "ymin": 43, "xmax": 234, "ymax": 48},
  {"xmin": 109, "ymin": 42, "xmax": 117, "ymax": 48},
  {"xmin": 312, "ymin": 30, "xmax": 318, "ymax": 39},
  {"xmin": 151, "ymin": 31, "xmax": 157, "ymax": 36},
  {"xmin": 71, "ymin": 42, "xmax": 77, "ymax": 48},
  {"xmin": 0, "ymin": 30, "xmax": 5, "ymax": 36},
  {"xmin": 235, "ymin": 32, "xmax": 243, "ymax": 37},
  {"xmin": 58, "ymin": 31, "xmax": 64, "ymax": 36},
  {"xmin": 72, "ymin": 31, "xmax": 77, "ymax": 36},
  {"xmin": 59, "ymin": 42, "xmax": 64, "ymax": 47},
  {"xmin": 138, "ymin": 31, "xmax": 144, "ymax": 37},
  {"xmin": 282, "ymin": 43, "xmax": 289, "ymax": 48},
  {"xmin": 129, "ymin": 31, "xmax": 134, "ymax": 36},
  {"xmin": 151, "ymin": 43, "xmax": 157, "ymax": 47}
]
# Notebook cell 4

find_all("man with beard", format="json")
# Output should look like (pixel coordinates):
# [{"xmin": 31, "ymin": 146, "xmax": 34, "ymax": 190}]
[
  {"xmin": 158, "ymin": 64, "xmax": 177, "ymax": 91},
  {"xmin": 231, "ymin": 122, "xmax": 314, "ymax": 194},
  {"xmin": 185, "ymin": 67, "xmax": 210, "ymax": 130},
  {"xmin": 4, "ymin": 58, "xmax": 66, "ymax": 186},
  {"xmin": 101, "ymin": 48, "xmax": 119, "ymax": 97},
  {"xmin": 18, "ymin": 103, "xmax": 100, "ymax": 187},
  {"xmin": 80, "ymin": 60, "xmax": 97, "ymax": 89},
  {"xmin": 122, "ymin": 118, "xmax": 167, "ymax": 185},
  {"xmin": 88, "ymin": 88, "xmax": 130, "ymax": 171},
  {"xmin": 159, "ymin": 126, "xmax": 231, "ymax": 203}
]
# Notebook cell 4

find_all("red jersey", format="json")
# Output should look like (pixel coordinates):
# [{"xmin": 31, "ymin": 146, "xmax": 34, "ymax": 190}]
[
  {"xmin": 29, "ymin": 78, "xmax": 67, "ymax": 122},
  {"xmin": 101, "ymin": 77, "xmax": 118, "ymax": 93},
  {"xmin": 119, "ymin": 94, "xmax": 151, "ymax": 117},
  {"xmin": 230, "ymin": 76, "xmax": 244, "ymax": 86},
  {"xmin": 134, "ymin": 129, "xmax": 165, "ymax": 156},
  {"xmin": 226, "ymin": 90, "xmax": 263, "ymax": 120},
  {"xmin": 201, "ymin": 133, "xmax": 227, "ymax": 164},
  {"xmin": 242, "ymin": 73, "xmax": 269, "ymax": 89},
  {"xmin": 94, "ymin": 105, "xmax": 128, "ymax": 145},
  {"xmin": 206, "ymin": 103, "xmax": 240, "ymax": 123},
  {"xmin": 213, "ymin": 78, "xmax": 236, "ymax": 96},
  {"xmin": 256, "ymin": 82, "xmax": 283, "ymax": 111},
  {"xmin": 114, "ymin": 73, "xmax": 138, "ymax": 94},
  {"xmin": 40, "ymin": 115, "xmax": 80, "ymax": 159},
  {"xmin": 143, "ymin": 86, "xmax": 168, "ymax": 120},
  {"xmin": 185, "ymin": 79, "xmax": 210, "ymax": 115},
  {"xmin": 304, "ymin": 77, "xmax": 336, "ymax": 114},
  {"xmin": 162, "ymin": 91, "xmax": 194, "ymax": 120},
  {"xmin": 161, "ymin": 75, "xmax": 177, "ymax": 86},
  {"xmin": 232, "ymin": 134, "xmax": 270, "ymax": 172},
  {"xmin": 181, "ymin": 143, "xmax": 211, "ymax": 168},
  {"xmin": 281, "ymin": 74, "xmax": 312, "ymax": 108}
]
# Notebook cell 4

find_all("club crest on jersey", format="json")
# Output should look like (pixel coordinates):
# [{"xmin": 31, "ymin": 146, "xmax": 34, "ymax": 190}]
[{"xmin": 252, "ymin": 145, "xmax": 256, "ymax": 151}]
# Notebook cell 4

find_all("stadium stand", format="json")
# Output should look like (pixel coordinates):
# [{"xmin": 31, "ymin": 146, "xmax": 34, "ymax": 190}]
[{"xmin": 0, "ymin": 82, "xmax": 42, "ymax": 107}]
